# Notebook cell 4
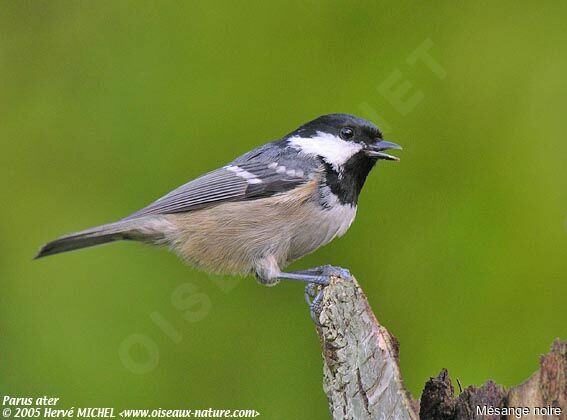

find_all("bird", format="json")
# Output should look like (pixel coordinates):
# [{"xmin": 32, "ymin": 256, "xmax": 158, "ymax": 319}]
[{"xmin": 35, "ymin": 113, "xmax": 401, "ymax": 317}]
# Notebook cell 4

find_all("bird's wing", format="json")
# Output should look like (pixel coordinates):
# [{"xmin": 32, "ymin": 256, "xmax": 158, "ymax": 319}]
[{"xmin": 123, "ymin": 144, "xmax": 321, "ymax": 219}]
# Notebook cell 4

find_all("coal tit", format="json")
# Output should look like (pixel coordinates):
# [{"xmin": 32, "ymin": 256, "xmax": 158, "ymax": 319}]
[{"xmin": 36, "ymin": 114, "xmax": 401, "ymax": 314}]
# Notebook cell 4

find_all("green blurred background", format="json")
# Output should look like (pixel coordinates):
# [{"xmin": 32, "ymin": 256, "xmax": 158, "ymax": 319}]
[{"xmin": 2, "ymin": 1, "xmax": 566, "ymax": 418}]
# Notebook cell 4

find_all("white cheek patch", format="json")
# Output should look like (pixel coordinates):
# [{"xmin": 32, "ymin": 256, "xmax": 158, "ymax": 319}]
[{"xmin": 287, "ymin": 131, "xmax": 363, "ymax": 172}]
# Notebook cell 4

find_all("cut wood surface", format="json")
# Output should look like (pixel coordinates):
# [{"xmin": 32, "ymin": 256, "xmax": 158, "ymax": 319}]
[{"xmin": 313, "ymin": 273, "xmax": 566, "ymax": 420}]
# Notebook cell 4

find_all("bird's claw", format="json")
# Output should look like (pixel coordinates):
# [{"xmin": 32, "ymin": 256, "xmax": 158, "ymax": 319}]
[
  {"xmin": 299, "ymin": 265, "xmax": 352, "ymax": 324},
  {"xmin": 304, "ymin": 283, "xmax": 319, "ymax": 304},
  {"xmin": 304, "ymin": 283, "xmax": 325, "ymax": 324},
  {"xmin": 317, "ymin": 264, "xmax": 351, "ymax": 279},
  {"xmin": 296, "ymin": 265, "xmax": 351, "ymax": 279}
]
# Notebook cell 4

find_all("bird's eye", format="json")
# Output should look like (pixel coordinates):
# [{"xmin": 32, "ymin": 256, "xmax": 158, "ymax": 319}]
[{"xmin": 339, "ymin": 127, "xmax": 354, "ymax": 140}]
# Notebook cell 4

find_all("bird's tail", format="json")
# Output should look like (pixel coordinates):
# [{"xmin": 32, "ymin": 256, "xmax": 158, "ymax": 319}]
[{"xmin": 34, "ymin": 220, "xmax": 141, "ymax": 259}]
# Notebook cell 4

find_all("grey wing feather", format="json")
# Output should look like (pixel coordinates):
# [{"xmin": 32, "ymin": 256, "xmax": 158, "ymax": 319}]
[
  {"xmin": 123, "ymin": 144, "xmax": 320, "ymax": 219},
  {"xmin": 123, "ymin": 168, "xmax": 248, "ymax": 219}
]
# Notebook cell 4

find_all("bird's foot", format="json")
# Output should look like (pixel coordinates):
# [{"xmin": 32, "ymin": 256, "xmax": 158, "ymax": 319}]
[
  {"xmin": 299, "ymin": 265, "xmax": 351, "ymax": 324},
  {"xmin": 296, "ymin": 264, "xmax": 351, "ymax": 279}
]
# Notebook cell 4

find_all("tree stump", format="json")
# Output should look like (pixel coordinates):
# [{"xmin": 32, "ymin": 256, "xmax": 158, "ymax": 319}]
[{"xmin": 313, "ymin": 273, "xmax": 566, "ymax": 420}]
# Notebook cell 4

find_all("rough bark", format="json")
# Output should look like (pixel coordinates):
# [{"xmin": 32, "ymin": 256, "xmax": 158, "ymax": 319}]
[
  {"xmin": 314, "ymin": 274, "xmax": 419, "ymax": 420},
  {"xmin": 313, "ymin": 273, "xmax": 566, "ymax": 420},
  {"xmin": 419, "ymin": 340, "xmax": 566, "ymax": 420}
]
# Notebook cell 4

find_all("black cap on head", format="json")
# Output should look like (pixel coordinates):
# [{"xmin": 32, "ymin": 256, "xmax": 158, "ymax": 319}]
[{"xmin": 293, "ymin": 113, "xmax": 383, "ymax": 144}]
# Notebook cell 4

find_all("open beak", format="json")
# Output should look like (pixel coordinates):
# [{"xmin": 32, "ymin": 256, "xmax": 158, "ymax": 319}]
[{"xmin": 364, "ymin": 140, "xmax": 403, "ymax": 161}]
